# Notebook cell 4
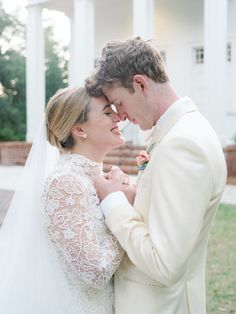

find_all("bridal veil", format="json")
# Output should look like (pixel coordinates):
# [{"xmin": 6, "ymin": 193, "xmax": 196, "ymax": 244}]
[{"xmin": 0, "ymin": 118, "xmax": 79, "ymax": 314}]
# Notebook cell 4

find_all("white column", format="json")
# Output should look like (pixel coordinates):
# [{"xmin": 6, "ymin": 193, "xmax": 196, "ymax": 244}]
[
  {"xmin": 133, "ymin": 0, "xmax": 155, "ymax": 39},
  {"xmin": 69, "ymin": 0, "xmax": 94, "ymax": 87},
  {"xmin": 132, "ymin": 0, "xmax": 155, "ymax": 145},
  {"xmin": 204, "ymin": 0, "xmax": 228, "ymax": 142},
  {"xmin": 26, "ymin": 4, "xmax": 45, "ymax": 142},
  {"xmin": 230, "ymin": 39, "xmax": 236, "ymax": 112}
]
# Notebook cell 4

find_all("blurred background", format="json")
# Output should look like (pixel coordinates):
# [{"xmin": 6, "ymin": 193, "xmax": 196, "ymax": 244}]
[
  {"xmin": 0, "ymin": 1, "xmax": 236, "ymax": 313},
  {"xmin": 0, "ymin": 0, "xmax": 236, "ymax": 145}
]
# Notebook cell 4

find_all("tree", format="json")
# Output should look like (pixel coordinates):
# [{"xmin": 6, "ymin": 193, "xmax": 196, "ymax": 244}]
[
  {"xmin": 45, "ymin": 24, "xmax": 68, "ymax": 103},
  {"xmin": 0, "ymin": 1, "xmax": 26, "ymax": 140},
  {"xmin": 0, "ymin": 3, "xmax": 68, "ymax": 141}
]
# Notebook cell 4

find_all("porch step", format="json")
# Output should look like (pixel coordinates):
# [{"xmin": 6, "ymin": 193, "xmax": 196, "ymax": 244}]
[
  {"xmin": 0, "ymin": 142, "xmax": 146, "ymax": 175},
  {"xmin": 104, "ymin": 144, "xmax": 146, "ymax": 175}
]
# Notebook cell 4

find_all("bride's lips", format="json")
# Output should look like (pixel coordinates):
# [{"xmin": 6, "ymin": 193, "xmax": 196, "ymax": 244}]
[{"xmin": 111, "ymin": 126, "xmax": 121, "ymax": 135}]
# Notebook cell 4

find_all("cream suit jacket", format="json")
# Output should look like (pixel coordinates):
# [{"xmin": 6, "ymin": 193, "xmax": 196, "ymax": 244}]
[{"xmin": 105, "ymin": 97, "xmax": 227, "ymax": 314}]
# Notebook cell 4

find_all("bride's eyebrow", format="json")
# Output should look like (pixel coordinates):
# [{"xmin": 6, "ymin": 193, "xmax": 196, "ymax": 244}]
[{"xmin": 102, "ymin": 104, "xmax": 112, "ymax": 111}]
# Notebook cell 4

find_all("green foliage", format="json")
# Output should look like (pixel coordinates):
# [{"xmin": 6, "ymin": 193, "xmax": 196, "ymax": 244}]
[
  {"xmin": 206, "ymin": 204, "xmax": 236, "ymax": 313},
  {"xmin": 0, "ymin": 3, "xmax": 68, "ymax": 141},
  {"xmin": 45, "ymin": 24, "xmax": 68, "ymax": 103},
  {"xmin": 0, "ymin": 98, "xmax": 25, "ymax": 140},
  {"xmin": 0, "ymin": 2, "xmax": 11, "ymax": 36},
  {"xmin": 0, "ymin": 3, "xmax": 26, "ymax": 141}
]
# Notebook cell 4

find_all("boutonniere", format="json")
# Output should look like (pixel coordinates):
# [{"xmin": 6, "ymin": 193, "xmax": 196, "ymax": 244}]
[{"xmin": 136, "ymin": 150, "xmax": 150, "ymax": 171}]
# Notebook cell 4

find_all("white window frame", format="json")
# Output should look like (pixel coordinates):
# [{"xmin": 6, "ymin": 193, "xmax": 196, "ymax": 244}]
[{"xmin": 193, "ymin": 46, "xmax": 204, "ymax": 65}]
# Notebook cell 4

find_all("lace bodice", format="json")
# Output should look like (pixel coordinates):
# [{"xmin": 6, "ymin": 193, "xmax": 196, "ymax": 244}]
[{"xmin": 42, "ymin": 153, "xmax": 123, "ymax": 313}]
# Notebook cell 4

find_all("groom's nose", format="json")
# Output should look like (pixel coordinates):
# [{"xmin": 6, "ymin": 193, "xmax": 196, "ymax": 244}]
[
  {"xmin": 112, "ymin": 112, "xmax": 121, "ymax": 123},
  {"xmin": 117, "ymin": 110, "xmax": 127, "ymax": 121}
]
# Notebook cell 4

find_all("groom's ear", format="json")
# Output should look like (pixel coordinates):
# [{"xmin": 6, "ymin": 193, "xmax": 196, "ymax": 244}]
[{"xmin": 133, "ymin": 75, "xmax": 148, "ymax": 95}]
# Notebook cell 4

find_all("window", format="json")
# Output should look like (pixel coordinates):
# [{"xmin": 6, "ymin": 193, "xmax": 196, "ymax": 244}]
[
  {"xmin": 193, "ymin": 44, "xmax": 231, "ymax": 64},
  {"xmin": 227, "ymin": 43, "xmax": 232, "ymax": 62},
  {"xmin": 194, "ymin": 47, "xmax": 204, "ymax": 64}
]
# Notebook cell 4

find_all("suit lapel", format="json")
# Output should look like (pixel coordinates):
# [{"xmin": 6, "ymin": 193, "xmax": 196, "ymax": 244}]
[{"xmin": 147, "ymin": 98, "xmax": 198, "ymax": 154}]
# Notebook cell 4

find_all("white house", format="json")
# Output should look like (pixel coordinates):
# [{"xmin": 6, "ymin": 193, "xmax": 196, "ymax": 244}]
[{"xmin": 26, "ymin": 0, "xmax": 236, "ymax": 146}]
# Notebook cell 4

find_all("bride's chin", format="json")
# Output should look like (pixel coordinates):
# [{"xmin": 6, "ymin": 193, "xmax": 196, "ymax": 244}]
[{"xmin": 112, "ymin": 136, "xmax": 125, "ymax": 148}]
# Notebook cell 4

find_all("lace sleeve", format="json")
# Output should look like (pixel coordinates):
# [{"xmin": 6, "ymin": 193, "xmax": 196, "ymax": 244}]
[{"xmin": 43, "ymin": 174, "xmax": 123, "ymax": 289}]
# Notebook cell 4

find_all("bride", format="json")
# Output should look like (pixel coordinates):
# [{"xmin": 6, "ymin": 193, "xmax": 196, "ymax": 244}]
[{"xmin": 0, "ymin": 86, "xmax": 135, "ymax": 314}]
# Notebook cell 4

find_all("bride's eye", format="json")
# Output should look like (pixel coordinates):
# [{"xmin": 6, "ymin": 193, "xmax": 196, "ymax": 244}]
[{"xmin": 105, "ymin": 111, "xmax": 112, "ymax": 115}]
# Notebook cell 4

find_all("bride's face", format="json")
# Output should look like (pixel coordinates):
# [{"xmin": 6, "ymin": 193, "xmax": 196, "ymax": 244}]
[{"xmin": 82, "ymin": 96, "xmax": 125, "ymax": 150}]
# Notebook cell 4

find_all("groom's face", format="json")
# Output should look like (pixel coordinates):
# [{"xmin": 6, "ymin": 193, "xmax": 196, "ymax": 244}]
[{"xmin": 103, "ymin": 82, "xmax": 155, "ymax": 131}]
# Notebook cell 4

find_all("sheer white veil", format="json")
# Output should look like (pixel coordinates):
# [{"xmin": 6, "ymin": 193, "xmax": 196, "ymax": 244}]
[{"xmin": 0, "ymin": 117, "xmax": 78, "ymax": 314}]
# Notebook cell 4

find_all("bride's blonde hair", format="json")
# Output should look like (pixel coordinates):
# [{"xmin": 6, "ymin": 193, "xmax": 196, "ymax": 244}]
[{"xmin": 46, "ymin": 86, "xmax": 91, "ymax": 151}]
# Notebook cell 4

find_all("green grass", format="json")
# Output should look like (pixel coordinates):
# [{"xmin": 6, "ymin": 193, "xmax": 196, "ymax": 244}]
[{"xmin": 206, "ymin": 204, "xmax": 236, "ymax": 314}]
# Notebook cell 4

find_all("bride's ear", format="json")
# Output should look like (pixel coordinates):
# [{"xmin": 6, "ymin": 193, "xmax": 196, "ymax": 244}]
[{"xmin": 71, "ymin": 124, "xmax": 88, "ymax": 139}]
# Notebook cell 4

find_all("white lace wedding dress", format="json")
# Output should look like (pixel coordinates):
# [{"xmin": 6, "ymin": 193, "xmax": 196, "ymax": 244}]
[{"xmin": 42, "ymin": 153, "xmax": 124, "ymax": 314}]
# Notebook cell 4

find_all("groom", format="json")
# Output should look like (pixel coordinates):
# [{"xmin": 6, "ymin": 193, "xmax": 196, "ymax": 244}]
[{"xmin": 86, "ymin": 37, "xmax": 227, "ymax": 314}]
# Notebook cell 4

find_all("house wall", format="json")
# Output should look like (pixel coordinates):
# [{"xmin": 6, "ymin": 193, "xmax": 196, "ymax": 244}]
[
  {"xmin": 94, "ymin": 0, "xmax": 236, "ymax": 143},
  {"xmin": 28, "ymin": 0, "xmax": 236, "ymax": 144},
  {"xmin": 94, "ymin": 0, "xmax": 133, "ymax": 58}
]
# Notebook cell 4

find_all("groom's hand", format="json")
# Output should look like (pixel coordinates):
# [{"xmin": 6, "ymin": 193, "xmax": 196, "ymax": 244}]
[
  {"xmin": 94, "ymin": 174, "xmax": 124, "ymax": 201},
  {"xmin": 94, "ymin": 167, "xmax": 136, "ymax": 204},
  {"xmin": 106, "ymin": 166, "xmax": 129, "ymax": 182}
]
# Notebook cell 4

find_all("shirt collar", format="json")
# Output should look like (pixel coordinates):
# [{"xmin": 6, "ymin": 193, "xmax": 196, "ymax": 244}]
[{"xmin": 155, "ymin": 96, "xmax": 192, "ymax": 129}]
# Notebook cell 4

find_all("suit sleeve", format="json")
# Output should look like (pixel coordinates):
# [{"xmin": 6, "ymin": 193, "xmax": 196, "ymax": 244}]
[{"xmin": 105, "ymin": 137, "xmax": 213, "ymax": 287}]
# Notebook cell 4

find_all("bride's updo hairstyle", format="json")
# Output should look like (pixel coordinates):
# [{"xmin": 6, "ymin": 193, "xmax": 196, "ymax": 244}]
[{"xmin": 46, "ymin": 86, "xmax": 91, "ymax": 151}]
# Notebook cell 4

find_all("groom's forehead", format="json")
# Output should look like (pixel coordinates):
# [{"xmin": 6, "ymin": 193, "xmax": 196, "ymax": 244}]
[
  {"xmin": 103, "ymin": 81, "xmax": 123, "ymax": 93},
  {"xmin": 103, "ymin": 84, "xmax": 127, "ymax": 101},
  {"xmin": 102, "ymin": 85, "xmax": 117, "ymax": 102}
]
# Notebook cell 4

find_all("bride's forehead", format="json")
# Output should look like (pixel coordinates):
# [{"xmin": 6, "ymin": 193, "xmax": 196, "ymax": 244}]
[{"xmin": 90, "ymin": 97, "xmax": 111, "ymax": 111}]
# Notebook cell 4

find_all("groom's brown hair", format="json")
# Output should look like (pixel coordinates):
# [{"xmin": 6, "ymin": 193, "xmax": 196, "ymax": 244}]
[{"xmin": 86, "ymin": 37, "xmax": 169, "ymax": 96}]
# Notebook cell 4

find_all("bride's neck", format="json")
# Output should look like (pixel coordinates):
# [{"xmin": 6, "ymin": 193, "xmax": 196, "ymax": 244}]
[{"xmin": 70, "ymin": 143, "xmax": 106, "ymax": 163}]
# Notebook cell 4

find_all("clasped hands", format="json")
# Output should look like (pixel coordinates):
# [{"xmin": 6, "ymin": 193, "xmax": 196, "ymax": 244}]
[{"xmin": 94, "ymin": 166, "xmax": 136, "ymax": 205}]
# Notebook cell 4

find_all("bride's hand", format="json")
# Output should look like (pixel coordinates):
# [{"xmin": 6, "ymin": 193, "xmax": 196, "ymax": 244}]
[
  {"xmin": 105, "ymin": 166, "xmax": 136, "ymax": 205},
  {"xmin": 106, "ymin": 166, "xmax": 130, "ymax": 185},
  {"xmin": 94, "ymin": 166, "xmax": 136, "ymax": 204}
]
